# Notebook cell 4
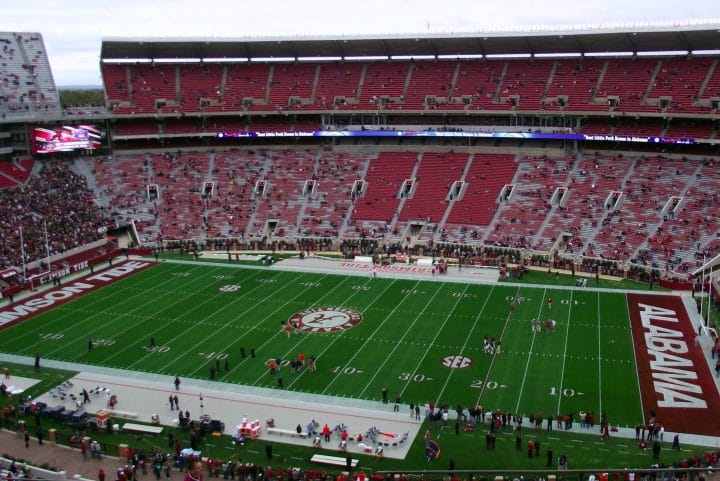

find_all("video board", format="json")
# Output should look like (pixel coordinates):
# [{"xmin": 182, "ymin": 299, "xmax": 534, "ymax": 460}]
[{"xmin": 31, "ymin": 125, "xmax": 103, "ymax": 154}]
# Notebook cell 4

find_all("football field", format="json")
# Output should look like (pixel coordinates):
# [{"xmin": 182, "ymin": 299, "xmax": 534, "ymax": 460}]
[{"xmin": 0, "ymin": 259, "xmax": 711, "ymax": 433}]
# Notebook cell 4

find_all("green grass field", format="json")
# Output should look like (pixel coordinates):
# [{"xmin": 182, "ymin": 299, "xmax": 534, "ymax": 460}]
[{"xmin": 0, "ymin": 261, "xmax": 645, "ymax": 429}]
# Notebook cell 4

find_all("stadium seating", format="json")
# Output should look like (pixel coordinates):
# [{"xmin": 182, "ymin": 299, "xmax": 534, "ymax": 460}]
[
  {"xmin": 357, "ymin": 61, "xmax": 410, "ymax": 110},
  {"xmin": 500, "ymin": 60, "xmax": 554, "ymax": 110},
  {"xmin": 646, "ymin": 58, "xmax": 709, "ymax": 113},
  {"xmin": 100, "ymin": 56, "xmax": 720, "ymax": 117},
  {"xmin": 543, "ymin": 154, "xmax": 634, "ymax": 255},
  {"xmin": 597, "ymin": 57, "xmax": 657, "ymax": 112},
  {"xmin": 612, "ymin": 118, "xmax": 664, "ymax": 137},
  {"xmin": 265, "ymin": 63, "xmax": 315, "ymax": 111},
  {"xmin": 314, "ymin": 62, "xmax": 364, "ymax": 110},
  {"xmin": 203, "ymin": 149, "xmax": 268, "ymax": 238},
  {"xmin": 0, "ymin": 161, "xmax": 106, "ymax": 270},
  {"xmin": 0, "ymin": 32, "xmax": 60, "ymax": 117},
  {"xmin": 297, "ymin": 150, "xmax": 375, "ymax": 237},
  {"xmin": 402, "ymin": 61, "xmax": 456, "ymax": 110},
  {"xmin": 114, "ymin": 120, "xmax": 160, "ymax": 136},
  {"xmin": 484, "ymin": 155, "xmax": 574, "ymax": 250},
  {"xmin": 591, "ymin": 156, "xmax": 697, "ymax": 263},
  {"xmin": 0, "ymin": 158, "xmax": 34, "ymax": 186},
  {"xmin": 545, "ymin": 58, "xmax": 606, "ymax": 110},
  {"xmin": 5, "ymin": 50, "xmax": 720, "ymax": 277},
  {"xmin": 178, "ymin": 64, "xmax": 223, "ymax": 111},
  {"xmin": 102, "ymin": 64, "xmax": 131, "ymax": 104},
  {"xmin": 152, "ymin": 151, "xmax": 210, "ymax": 239},
  {"xmin": 349, "ymin": 151, "xmax": 417, "ymax": 225},
  {"xmin": 444, "ymin": 153, "xmax": 517, "ymax": 227},
  {"xmin": 699, "ymin": 59, "xmax": 720, "ymax": 103},
  {"xmin": 131, "ymin": 64, "xmax": 177, "ymax": 113},
  {"xmin": 663, "ymin": 120, "xmax": 716, "ymax": 139},
  {"xmin": 58, "ymin": 145, "xmax": 720, "ymax": 275},
  {"xmin": 222, "ymin": 63, "xmax": 272, "ymax": 111},
  {"xmin": 398, "ymin": 152, "xmax": 468, "ymax": 223},
  {"xmin": 3, "ymin": 144, "xmax": 719, "ymax": 276},
  {"xmin": 250, "ymin": 149, "xmax": 317, "ymax": 238}
]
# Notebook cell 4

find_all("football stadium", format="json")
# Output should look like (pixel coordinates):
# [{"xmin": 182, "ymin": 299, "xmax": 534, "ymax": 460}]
[{"xmin": 1, "ymin": 23, "xmax": 720, "ymax": 481}]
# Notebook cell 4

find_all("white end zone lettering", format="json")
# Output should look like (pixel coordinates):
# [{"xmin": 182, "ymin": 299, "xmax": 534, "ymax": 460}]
[
  {"xmin": 627, "ymin": 294, "xmax": 720, "ymax": 436},
  {"xmin": 0, "ymin": 261, "xmax": 153, "ymax": 328}
]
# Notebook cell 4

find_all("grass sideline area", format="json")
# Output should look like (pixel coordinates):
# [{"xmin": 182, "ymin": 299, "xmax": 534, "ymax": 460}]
[
  {"xmin": 155, "ymin": 251, "xmax": 667, "ymax": 292},
  {"xmin": 0, "ymin": 364, "xmax": 707, "ymax": 472},
  {"xmin": 499, "ymin": 266, "xmax": 669, "ymax": 292}
]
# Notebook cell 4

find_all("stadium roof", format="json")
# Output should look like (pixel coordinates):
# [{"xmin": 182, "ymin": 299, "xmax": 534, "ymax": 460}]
[{"xmin": 100, "ymin": 23, "xmax": 720, "ymax": 61}]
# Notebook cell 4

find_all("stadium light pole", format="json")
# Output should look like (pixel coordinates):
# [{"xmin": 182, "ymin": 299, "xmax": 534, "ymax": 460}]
[
  {"xmin": 700, "ymin": 254, "xmax": 706, "ymax": 319},
  {"xmin": 19, "ymin": 225, "xmax": 27, "ymax": 280},
  {"xmin": 705, "ymin": 265, "xmax": 713, "ymax": 328},
  {"xmin": 43, "ymin": 218, "xmax": 51, "ymax": 273}
]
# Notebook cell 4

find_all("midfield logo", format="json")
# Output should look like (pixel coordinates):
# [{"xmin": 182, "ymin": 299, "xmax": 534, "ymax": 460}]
[{"xmin": 288, "ymin": 307, "xmax": 363, "ymax": 333}]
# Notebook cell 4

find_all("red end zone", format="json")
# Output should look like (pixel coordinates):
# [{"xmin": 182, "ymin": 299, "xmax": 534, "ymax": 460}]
[
  {"xmin": 627, "ymin": 293, "xmax": 720, "ymax": 435},
  {"xmin": 0, "ymin": 260, "xmax": 156, "ymax": 331}
]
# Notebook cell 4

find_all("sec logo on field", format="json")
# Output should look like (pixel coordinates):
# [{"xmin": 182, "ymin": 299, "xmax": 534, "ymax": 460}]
[
  {"xmin": 441, "ymin": 355, "xmax": 473, "ymax": 369},
  {"xmin": 288, "ymin": 307, "xmax": 363, "ymax": 333}
]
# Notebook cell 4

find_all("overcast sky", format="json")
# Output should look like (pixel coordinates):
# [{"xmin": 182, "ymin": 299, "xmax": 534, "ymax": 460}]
[{"xmin": 3, "ymin": 0, "xmax": 720, "ymax": 87}]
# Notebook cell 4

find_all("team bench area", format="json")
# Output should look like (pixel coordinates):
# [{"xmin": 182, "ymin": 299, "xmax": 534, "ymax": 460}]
[
  {"xmin": 122, "ymin": 423, "xmax": 164, "ymax": 435},
  {"xmin": 267, "ymin": 427, "xmax": 308, "ymax": 438},
  {"xmin": 310, "ymin": 454, "xmax": 358, "ymax": 468}
]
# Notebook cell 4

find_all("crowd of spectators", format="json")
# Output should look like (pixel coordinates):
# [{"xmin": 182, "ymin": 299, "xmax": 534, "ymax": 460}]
[{"xmin": 0, "ymin": 161, "xmax": 107, "ymax": 271}]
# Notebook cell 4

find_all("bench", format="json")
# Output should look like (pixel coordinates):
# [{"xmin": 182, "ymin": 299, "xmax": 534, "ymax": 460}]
[
  {"xmin": 122, "ymin": 423, "xmax": 164, "ymax": 435},
  {"xmin": 310, "ymin": 454, "xmax": 358, "ymax": 468},
  {"xmin": 107, "ymin": 409, "xmax": 139, "ymax": 419},
  {"xmin": 267, "ymin": 427, "xmax": 308, "ymax": 438}
]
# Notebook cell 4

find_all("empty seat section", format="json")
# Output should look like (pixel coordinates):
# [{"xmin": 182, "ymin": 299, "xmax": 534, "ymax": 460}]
[
  {"xmin": 399, "ymin": 152, "xmax": 467, "ymax": 222},
  {"xmin": 350, "ymin": 152, "xmax": 416, "ymax": 222}
]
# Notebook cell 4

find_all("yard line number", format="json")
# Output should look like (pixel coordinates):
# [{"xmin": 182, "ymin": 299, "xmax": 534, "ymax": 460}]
[
  {"xmin": 145, "ymin": 345, "xmax": 171, "ymax": 353},
  {"xmin": 549, "ymin": 387, "xmax": 581, "ymax": 396},
  {"xmin": 40, "ymin": 332, "xmax": 63, "ymax": 340},
  {"xmin": 332, "ymin": 366, "xmax": 363, "ymax": 374},
  {"xmin": 399, "ymin": 372, "xmax": 433, "ymax": 382},
  {"xmin": 471, "ymin": 380, "xmax": 501, "ymax": 389},
  {"xmin": 199, "ymin": 351, "xmax": 228, "ymax": 360}
]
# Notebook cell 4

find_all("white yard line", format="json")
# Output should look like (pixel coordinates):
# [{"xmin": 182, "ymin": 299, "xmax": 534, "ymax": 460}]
[
  {"xmin": 85, "ymin": 266, "xmax": 253, "ymax": 363},
  {"xmin": 124, "ymin": 268, "xmax": 281, "ymax": 370},
  {"xmin": 40, "ymin": 266, "xmax": 209, "ymax": 358},
  {"xmin": 514, "ymin": 288, "xmax": 547, "ymax": 413},
  {"xmin": 475, "ymin": 287, "xmax": 519, "ymax": 406},
  {"xmin": 596, "ymin": 290, "xmax": 603, "ymax": 419},
  {"xmin": 358, "ymin": 283, "xmax": 449, "ymax": 399},
  {"xmin": 15, "ymin": 264, "xmax": 176, "ymax": 354},
  {"xmin": 285, "ymin": 277, "xmax": 399, "ymax": 390},
  {"xmin": 318, "ymin": 280, "xmax": 424, "ymax": 396},
  {"xmin": 555, "ymin": 290, "xmax": 574, "ymax": 414},
  {"xmin": 434, "ymin": 285, "xmax": 495, "ymax": 404},
  {"xmin": 399, "ymin": 284, "xmax": 472, "ymax": 402},
  {"xmin": 243, "ymin": 274, "xmax": 359, "ymax": 384},
  {"xmin": 186, "ymin": 273, "xmax": 337, "ymax": 378},
  {"xmin": 625, "ymin": 294, "xmax": 646, "ymax": 423}
]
